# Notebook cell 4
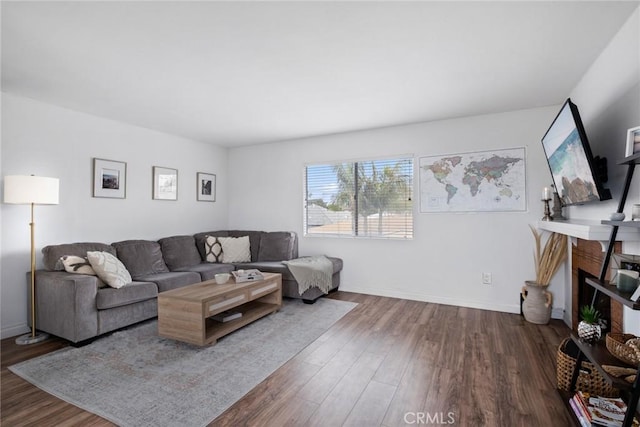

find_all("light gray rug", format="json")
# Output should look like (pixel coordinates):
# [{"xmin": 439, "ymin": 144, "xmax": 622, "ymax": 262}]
[{"xmin": 9, "ymin": 298, "xmax": 357, "ymax": 427}]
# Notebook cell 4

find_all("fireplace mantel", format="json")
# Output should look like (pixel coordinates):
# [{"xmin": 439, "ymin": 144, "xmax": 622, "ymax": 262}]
[{"xmin": 537, "ymin": 219, "xmax": 640, "ymax": 244}]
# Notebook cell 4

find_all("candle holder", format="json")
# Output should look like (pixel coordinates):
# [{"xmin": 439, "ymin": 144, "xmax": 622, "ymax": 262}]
[
  {"xmin": 541, "ymin": 198, "xmax": 553, "ymax": 221},
  {"xmin": 551, "ymin": 191, "xmax": 565, "ymax": 220}
]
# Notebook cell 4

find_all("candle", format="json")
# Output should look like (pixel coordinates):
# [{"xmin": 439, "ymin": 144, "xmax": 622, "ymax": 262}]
[{"xmin": 542, "ymin": 187, "xmax": 551, "ymax": 200}]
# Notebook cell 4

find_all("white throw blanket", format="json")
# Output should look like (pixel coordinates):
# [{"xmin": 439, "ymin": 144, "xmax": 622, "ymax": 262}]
[{"xmin": 283, "ymin": 255, "xmax": 334, "ymax": 295}]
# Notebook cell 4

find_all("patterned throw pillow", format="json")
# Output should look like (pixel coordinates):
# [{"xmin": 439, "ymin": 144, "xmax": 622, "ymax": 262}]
[
  {"xmin": 86, "ymin": 251, "xmax": 132, "ymax": 289},
  {"xmin": 60, "ymin": 255, "xmax": 96, "ymax": 275},
  {"xmin": 218, "ymin": 236, "xmax": 251, "ymax": 263},
  {"xmin": 204, "ymin": 236, "xmax": 224, "ymax": 263}
]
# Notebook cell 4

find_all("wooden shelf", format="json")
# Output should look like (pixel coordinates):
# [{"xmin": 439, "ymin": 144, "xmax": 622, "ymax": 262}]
[
  {"xmin": 619, "ymin": 152, "xmax": 640, "ymax": 165},
  {"xmin": 564, "ymin": 158, "xmax": 640, "ymax": 427},
  {"xmin": 204, "ymin": 301, "xmax": 279, "ymax": 344},
  {"xmin": 602, "ymin": 220, "xmax": 640, "ymax": 228},
  {"xmin": 570, "ymin": 334, "xmax": 636, "ymax": 392},
  {"xmin": 584, "ymin": 277, "xmax": 640, "ymax": 309}
]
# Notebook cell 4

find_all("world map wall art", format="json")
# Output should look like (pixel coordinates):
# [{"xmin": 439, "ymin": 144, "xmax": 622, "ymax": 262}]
[{"xmin": 419, "ymin": 147, "xmax": 526, "ymax": 213}]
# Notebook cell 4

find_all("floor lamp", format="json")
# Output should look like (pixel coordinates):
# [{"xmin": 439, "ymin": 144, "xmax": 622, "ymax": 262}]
[{"xmin": 4, "ymin": 175, "xmax": 59, "ymax": 345}]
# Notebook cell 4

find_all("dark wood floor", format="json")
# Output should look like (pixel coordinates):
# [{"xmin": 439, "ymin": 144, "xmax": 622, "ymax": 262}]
[{"xmin": 1, "ymin": 292, "xmax": 573, "ymax": 426}]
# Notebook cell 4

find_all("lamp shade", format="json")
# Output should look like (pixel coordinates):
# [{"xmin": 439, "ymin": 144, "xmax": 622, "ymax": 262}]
[{"xmin": 3, "ymin": 175, "xmax": 59, "ymax": 205}]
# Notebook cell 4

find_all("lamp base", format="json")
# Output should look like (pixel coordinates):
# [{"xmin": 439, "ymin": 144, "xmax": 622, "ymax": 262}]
[{"xmin": 15, "ymin": 331, "xmax": 49, "ymax": 345}]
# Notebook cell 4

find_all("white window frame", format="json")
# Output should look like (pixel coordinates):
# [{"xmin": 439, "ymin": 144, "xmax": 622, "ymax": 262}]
[{"xmin": 304, "ymin": 156, "xmax": 414, "ymax": 240}]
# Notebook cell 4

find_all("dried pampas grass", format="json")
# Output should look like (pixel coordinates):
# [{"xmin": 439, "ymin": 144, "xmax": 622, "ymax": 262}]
[{"xmin": 529, "ymin": 226, "xmax": 568, "ymax": 286}]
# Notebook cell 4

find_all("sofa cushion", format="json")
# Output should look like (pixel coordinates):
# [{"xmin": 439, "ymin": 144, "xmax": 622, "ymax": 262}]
[
  {"xmin": 204, "ymin": 236, "xmax": 224, "ymax": 263},
  {"xmin": 87, "ymin": 251, "xmax": 132, "ymax": 289},
  {"xmin": 219, "ymin": 236, "xmax": 251, "ymax": 263},
  {"xmin": 134, "ymin": 271, "xmax": 201, "ymax": 292},
  {"xmin": 193, "ymin": 231, "xmax": 229, "ymax": 261},
  {"xmin": 258, "ymin": 232, "xmax": 297, "ymax": 261},
  {"xmin": 158, "ymin": 235, "xmax": 202, "ymax": 270},
  {"xmin": 96, "ymin": 281, "xmax": 158, "ymax": 310},
  {"xmin": 112, "ymin": 240, "xmax": 169, "ymax": 279},
  {"xmin": 228, "ymin": 230, "xmax": 263, "ymax": 261},
  {"xmin": 173, "ymin": 263, "xmax": 235, "ymax": 281},
  {"xmin": 42, "ymin": 242, "xmax": 116, "ymax": 271}
]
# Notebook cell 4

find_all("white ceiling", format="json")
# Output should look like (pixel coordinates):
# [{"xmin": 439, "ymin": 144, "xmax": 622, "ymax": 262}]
[{"xmin": 2, "ymin": 1, "xmax": 638, "ymax": 147}]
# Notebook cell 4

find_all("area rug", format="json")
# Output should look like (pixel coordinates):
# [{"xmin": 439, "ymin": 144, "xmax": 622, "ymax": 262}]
[{"xmin": 9, "ymin": 298, "xmax": 357, "ymax": 427}]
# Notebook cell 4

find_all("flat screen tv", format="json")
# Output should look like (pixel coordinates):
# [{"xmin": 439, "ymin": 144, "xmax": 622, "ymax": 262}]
[{"xmin": 541, "ymin": 98, "xmax": 611, "ymax": 206}]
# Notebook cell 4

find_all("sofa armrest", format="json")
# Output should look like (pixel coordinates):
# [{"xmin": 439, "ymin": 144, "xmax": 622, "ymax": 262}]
[{"xmin": 35, "ymin": 270, "xmax": 99, "ymax": 343}]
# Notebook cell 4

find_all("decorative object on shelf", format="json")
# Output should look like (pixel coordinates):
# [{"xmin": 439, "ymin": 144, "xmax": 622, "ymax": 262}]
[
  {"xmin": 522, "ymin": 227, "xmax": 568, "ymax": 324},
  {"xmin": 541, "ymin": 186, "xmax": 552, "ymax": 221},
  {"xmin": 624, "ymin": 126, "xmax": 640, "ymax": 157},
  {"xmin": 153, "ymin": 166, "xmax": 178, "ymax": 200},
  {"xmin": 93, "ymin": 158, "xmax": 126, "ymax": 198},
  {"xmin": 616, "ymin": 270, "xmax": 639, "ymax": 292},
  {"xmin": 609, "ymin": 253, "xmax": 640, "ymax": 293},
  {"xmin": 196, "ymin": 172, "xmax": 216, "ymax": 202},
  {"xmin": 3, "ymin": 175, "xmax": 59, "ymax": 345},
  {"xmin": 551, "ymin": 187, "xmax": 565, "ymax": 220},
  {"xmin": 578, "ymin": 305, "xmax": 602, "ymax": 343},
  {"xmin": 556, "ymin": 338, "xmax": 619, "ymax": 397},
  {"xmin": 602, "ymin": 364, "xmax": 638, "ymax": 378},
  {"xmin": 231, "ymin": 269, "xmax": 264, "ymax": 283},
  {"xmin": 609, "ymin": 212, "xmax": 626, "ymax": 221},
  {"xmin": 606, "ymin": 333, "xmax": 640, "ymax": 366}
]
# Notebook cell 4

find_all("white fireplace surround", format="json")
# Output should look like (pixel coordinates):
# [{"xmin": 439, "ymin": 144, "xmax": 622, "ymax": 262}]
[{"xmin": 538, "ymin": 219, "xmax": 640, "ymax": 334}]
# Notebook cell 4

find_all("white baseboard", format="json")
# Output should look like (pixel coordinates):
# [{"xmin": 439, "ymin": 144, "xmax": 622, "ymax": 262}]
[
  {"xmin": 552, "ymin": 307, "xmax": 565, "ymax": 320},
  {"xmin": 1, "ymin": 323, "xmax": 29, "ymax": 340},
  {"xmin": 342, "ymin": 284, "xmax": 567, "ymax": 321},
  {"xmin": 341, "ymin": 284, "xmax": 521, "ymax": 314}
]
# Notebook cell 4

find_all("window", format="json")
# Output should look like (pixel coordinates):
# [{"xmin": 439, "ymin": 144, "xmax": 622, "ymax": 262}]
[{"xmin": 304, "ymin": 157, "xmax": 413, "ymax": 239}]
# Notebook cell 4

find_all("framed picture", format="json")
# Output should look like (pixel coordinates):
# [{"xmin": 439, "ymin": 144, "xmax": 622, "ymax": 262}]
[
  {"xmin": 624, "ymin": 126, "xmax": 640, "ymax": 157},
  {"xmin": 93, "ymin": 158, "xmax": 126, "ymax": 198},
  {"xmin": 197, "ymin": 172, "xmax": 216, "ymax": 202},
  {"xmin": 153, "ymin": 166, "xmax": 178, "ymax": 200}
]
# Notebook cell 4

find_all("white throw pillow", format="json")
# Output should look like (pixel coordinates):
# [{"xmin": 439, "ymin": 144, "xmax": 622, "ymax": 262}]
[
  {"xmin": 60, "ymin": 255, "xmax": 96, "ymax": 275},
  {"xmin": 218, "ymin": 236, "xmax": 251, "ymax": 263},
  {"xmin": 86, "ymin": 251, "xmax": 132, "ymax": 289},
  {"xmin": 204, "ymin": 236, "xmax": 223, "ymax": 263}
]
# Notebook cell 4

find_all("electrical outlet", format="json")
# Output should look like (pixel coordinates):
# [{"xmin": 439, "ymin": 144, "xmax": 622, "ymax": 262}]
[{"xmin": 482, "ymin": 272, "xmax": 492, "ymax": 285}]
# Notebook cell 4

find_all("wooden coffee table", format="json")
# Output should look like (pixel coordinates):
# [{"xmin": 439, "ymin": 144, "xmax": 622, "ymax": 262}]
[{"xmin": 158, "ymin": 272, "xmax": 282, "ymax": 346}]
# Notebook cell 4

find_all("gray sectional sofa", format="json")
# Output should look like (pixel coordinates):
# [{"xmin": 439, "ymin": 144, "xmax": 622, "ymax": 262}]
[{"xmin": 34, "ymin": 230, "xmax": 343, "ymax": 343}]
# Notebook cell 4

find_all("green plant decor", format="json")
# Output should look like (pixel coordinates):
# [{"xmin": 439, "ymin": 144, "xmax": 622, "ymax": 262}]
[{"xmin": 580, "ymin": 305, "xmax": 601, "ymax": 325}]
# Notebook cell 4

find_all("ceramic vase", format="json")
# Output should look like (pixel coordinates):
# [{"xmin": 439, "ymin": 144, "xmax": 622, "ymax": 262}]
[{"xmin": 521, "ymin": 281, "xmax": 552, "ymax": 325}]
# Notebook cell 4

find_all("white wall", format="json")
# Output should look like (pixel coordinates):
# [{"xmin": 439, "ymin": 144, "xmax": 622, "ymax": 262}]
[
  {"xmin": 228, "ymin": 106, "xmax": 562, "ymax": 316},
  {"xmin": 566, "ymin": 8, "xmax": 640, "ymax": 335},
  {"xmin": 0, "ymin": 93, "xmax": 229, "ymax": 338}
]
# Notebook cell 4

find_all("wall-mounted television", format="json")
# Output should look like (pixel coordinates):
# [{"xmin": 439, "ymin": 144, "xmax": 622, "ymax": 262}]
[{"xmin": 541, "ymin": 98, "xmax": 611, "ymax": 206}]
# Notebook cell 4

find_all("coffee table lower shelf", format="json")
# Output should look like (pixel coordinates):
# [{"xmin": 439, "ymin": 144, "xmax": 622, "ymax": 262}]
[{"xmin": 204, "ymin": 301, "xmax": 279, "ymax": 343}]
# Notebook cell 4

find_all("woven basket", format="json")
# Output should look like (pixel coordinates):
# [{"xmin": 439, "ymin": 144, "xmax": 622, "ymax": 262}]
[
  {"xmin": 606, "ymin": 333, "xmax": 640, "ymax": 366},
  {"xmin": 556, "ymin": 338, "xmax": 619, "ymax": 397}
]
